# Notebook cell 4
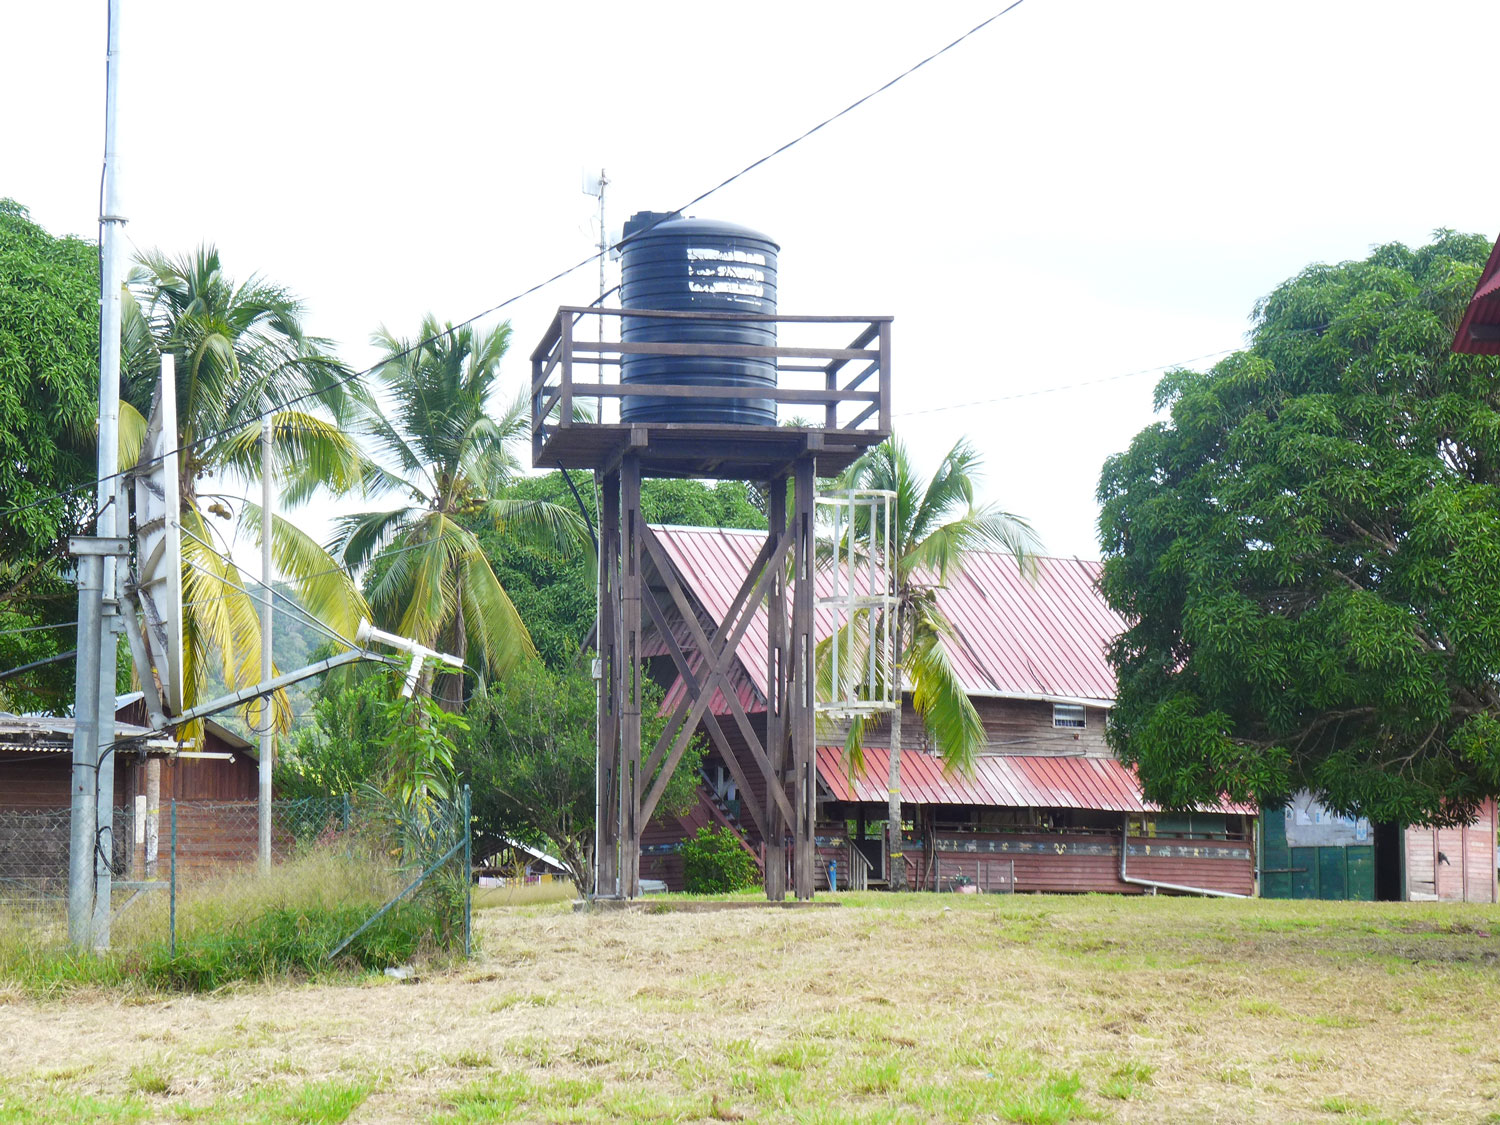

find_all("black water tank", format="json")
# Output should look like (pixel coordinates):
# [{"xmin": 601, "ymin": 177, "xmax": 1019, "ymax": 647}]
[{"xmin": 619, "ymin": 211, "xmax": 779, "ymax": 426}]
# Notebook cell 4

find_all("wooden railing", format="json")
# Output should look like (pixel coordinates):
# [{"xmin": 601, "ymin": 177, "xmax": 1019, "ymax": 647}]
[
  {"xmin": 845, "ymin": 842, "xmax": 873, "ymax": 891},
  {"xmin": 529, "ymin": 306, "xmax": 892, "ymax": 469}
]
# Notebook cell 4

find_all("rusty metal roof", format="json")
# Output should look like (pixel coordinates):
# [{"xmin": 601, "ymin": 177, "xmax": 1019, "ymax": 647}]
[
  {"xmin": 815, "ymin": 746, "xmax": 1256, "ymax": 815},
  {"xmin": 649, "ymin": 526, "xmax": 1124, "ymax": 710},
  {"xmin": 1453, "ymin": 235, "xmax": 1500, "ymax": 355},
  {"xmin": 0, "ymin": 712, "xmax": 155, "ymax": 751}
]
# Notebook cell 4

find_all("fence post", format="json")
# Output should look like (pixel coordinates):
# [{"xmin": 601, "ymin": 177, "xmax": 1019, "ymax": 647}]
[
  {"xmin": 168, "ymin": 799, "xmax": 177, "ymax": 958},
  {"xmin": 462, "ymin": 785, "xmax": 472, "ymax": 960},
  {"xmin": 342, "ymin": 792, "xmax": 351, "ymax": 833}
]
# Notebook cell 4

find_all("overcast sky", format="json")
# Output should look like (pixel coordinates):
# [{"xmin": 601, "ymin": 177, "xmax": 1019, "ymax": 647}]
[{"xmin": 5, "ymin": 1, "xmax": 1498, "ymax": 560}]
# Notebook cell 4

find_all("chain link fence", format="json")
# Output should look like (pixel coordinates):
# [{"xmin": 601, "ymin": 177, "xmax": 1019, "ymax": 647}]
[{"xmin": 0, "ymin": 789, "xmax": 472, "ymax": 973}]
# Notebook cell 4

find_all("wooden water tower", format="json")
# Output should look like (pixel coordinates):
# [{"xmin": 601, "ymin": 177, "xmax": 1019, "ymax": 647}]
[{"xmin": 529, "ymin": 212, "xmax": 891, "ymax": 900}]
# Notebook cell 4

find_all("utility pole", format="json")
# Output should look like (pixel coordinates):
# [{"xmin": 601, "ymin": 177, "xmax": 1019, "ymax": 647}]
[
  {"xmin": 259, "ymin": 402, "xmax": 274, "ymax": 872},
  {"xmin": 70, "ymin": 0, "xmax": 126, "ymax": 948}
]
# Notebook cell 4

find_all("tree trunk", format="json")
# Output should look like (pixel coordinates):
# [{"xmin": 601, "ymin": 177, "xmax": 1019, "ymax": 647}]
[{"xmin": 887, "ymin": 700, "xmax": 906, "ymax": 891}]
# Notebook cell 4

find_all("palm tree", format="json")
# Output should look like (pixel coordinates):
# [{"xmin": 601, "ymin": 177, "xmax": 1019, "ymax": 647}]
[
  {"xmin": 823, "ymin": 437, "xmax": 1040, "ymax": 890},
  {"xmin": 120, "ymin": 246, "xmax": 370, "ymax": 735},
  {"xmin": 332, "ymin": 316, "xmax": 586, "ymax": 710}
]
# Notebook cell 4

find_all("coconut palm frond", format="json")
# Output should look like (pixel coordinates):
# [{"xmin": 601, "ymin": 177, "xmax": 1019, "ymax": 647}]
[
  {"xmin": 217, "ymin": 410, "xmax": 370, "ymax": 503},
  {"xmin": 481, "ymin": 496, "xmax": 590, "ymax": 557},
  {"xmin": 456, "ymin": 542, "xmax": 537, "ymax": 677},
  {"xmin": 238, "ymin": 500, "xmax": 372, "ymax": 644},
  {"xmin": 390, "ymin": 517, "xmax": 466, "ymax": 649},
  {"xmin": 180, "ymin": 508, "xmax": 291, "ymax": 736},
  {"xmin": 331, "ymin": 506, "xmax": 420, "ymax": 572},
  {"xmin": 905, "ymin": 600, "xmax": 985, "ymax": 778},
  {"xmin": 118, "ymin": 401, "xmax": 148, "ymax": 473}
]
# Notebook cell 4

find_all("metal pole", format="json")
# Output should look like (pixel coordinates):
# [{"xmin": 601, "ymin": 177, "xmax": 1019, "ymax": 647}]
[
  {"xmin": 69, "ymin": 0, "xmax": 127, "ymax": 950},
  {"xmin": 259, "ymin": 402, "xmax": 274, "ymax": 872},
  {"xmin": 67, "ymin": 550, "xmax": 103, "ymax": 946},
  {"xmin": 91, "ymin": 0, "xmax": 127, "ymax": 952},
  {"xmin": 463, "ymin": 785, "xmax": 472, "ymax": 959}
]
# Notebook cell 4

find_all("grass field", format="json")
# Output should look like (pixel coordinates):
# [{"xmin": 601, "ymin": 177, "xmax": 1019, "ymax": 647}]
[{"xmin": 1, "ymin": 892, "xmax": 1498, "ymax": 1123}]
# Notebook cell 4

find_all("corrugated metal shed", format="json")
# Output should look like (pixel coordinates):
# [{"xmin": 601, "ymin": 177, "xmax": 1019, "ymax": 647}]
[
  {"xmin": 1453, "ymin": 235, "xmax": 1500, "ymax": 355},
  {"xmin": 815, "ymin": 745, "xmax": 1255, "ymax": 815},
  {"xmin": 0, "ymin": 712, "xmax": 155, "ymax": 752},
  {"xmin": 649, "ymin": 526, "xmax": 1124, "ymax": 710}
]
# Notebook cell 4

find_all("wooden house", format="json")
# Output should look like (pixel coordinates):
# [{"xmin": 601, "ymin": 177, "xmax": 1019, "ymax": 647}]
[
  {"xmin": 636, "ymin": 526, "xmax": 1257, "ymax": 895},
  {"xmin": 0, "ymin": 694, "xmax": 266, "ymax": 885}
]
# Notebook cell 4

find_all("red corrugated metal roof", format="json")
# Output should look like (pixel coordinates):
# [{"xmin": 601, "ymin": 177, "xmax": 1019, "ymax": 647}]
[
  {"xmin": 1453, "ymin": 234, "xmax": 1500, "ymax": 355},
  {"xmin": 815, "ymin": 746, "xmax": 1256, "ymax": 815},
  {"xmin": 649, "ymin": 526, "xmax": 1124, "ymax": 710}
]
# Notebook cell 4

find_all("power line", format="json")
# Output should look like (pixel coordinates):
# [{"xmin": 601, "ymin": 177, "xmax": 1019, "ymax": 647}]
[
  {"xmin": 889, "ymin": 306, "xmax": 1420, "ymax": 420},
  {"xmin": 0, "ymin": 1, "xmax": 1032, "ymax": 529},
  {"xmin": 0, "ymin": 619, "xmax": 79, "ymax": 636},
  {"xmin": 894, "ymin": 347, "xmax": 1239, "ymax": 418}
]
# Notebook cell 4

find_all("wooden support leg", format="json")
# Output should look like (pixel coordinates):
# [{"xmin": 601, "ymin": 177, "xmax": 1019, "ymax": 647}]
[
  {"xmin": 791, "ymin": 455, "xmax": 817, "ymax": 900},
  {"xmin": 144, "ymin": 757, "xmax": 160, "ymax": 879},
  {"xmin": 764, "ymin": 476, "xmax": 789, "ymax": 901},
  {"xmin": 595, "ymin": 469, "xmax": 621, "ymax": 897},
  {"xmin": 620, "ymin": 454, "xmax": 643, "ymax": 898}
]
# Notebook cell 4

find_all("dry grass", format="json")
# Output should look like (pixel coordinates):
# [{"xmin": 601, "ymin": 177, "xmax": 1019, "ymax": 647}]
[
  {"xmin": 472, "ymin": 881, "xmax": 579, "ymax": 909},
  {"xmin": 2, "ymin": 893, "xmax": 1499, "ymax": 1122}
]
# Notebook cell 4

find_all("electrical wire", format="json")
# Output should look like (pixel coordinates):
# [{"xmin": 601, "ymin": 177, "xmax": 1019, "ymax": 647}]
[
  {"xmin": 0, "ymin": 0, "xmax": 1034, "ymax": 529},
  {"xmin": 0, "ymin": 619, "xmax": 79, "ymax": 636},
  {"xmin": 893, "ymin": 347, "xmax": 1241, "ymax": 418}
]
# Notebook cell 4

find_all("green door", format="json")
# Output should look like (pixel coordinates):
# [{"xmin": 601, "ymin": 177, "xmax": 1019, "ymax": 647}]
[
  {"xmin": 1290, "ymin": 848, "xmax": 1319, "ymax": 899},
  {"xmin": 1317, "ymin": 848, "xmax": 1347, "ymax": 899},
  {"xmin": 1346, "ymin": 845, "xmax": 1376, "ymax": 901},
  {"xmin": 1261, "ymin": 813, "xmax": 1294, "ymax": 898}
]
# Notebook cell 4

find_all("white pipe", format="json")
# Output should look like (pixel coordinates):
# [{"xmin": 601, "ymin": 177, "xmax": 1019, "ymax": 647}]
[
  {"xmin": 1119, "ymin": 817, "xmax": 1248, "ymax": 898},
  {"xmin": 354, "ymin": 619, "xmax": 463, "ymax": 698}
]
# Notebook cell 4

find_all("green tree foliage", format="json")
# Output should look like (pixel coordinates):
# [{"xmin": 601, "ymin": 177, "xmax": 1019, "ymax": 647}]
[
  {"xmin": 457, "ymin": 660, "xmax": 704, "ymax": 889},
  {"xmin": 681, "ymin": 825, "xmax": 760, "ymax": 894},
  {"xmin": 1097, "ymin": 231, "xmax": 1500, "ymax": 826},
  {"xmin": 334, "ymin": 317, "xmax": 586, "ymax": 708},
  {"xmin": 0, "ymin": 201, "xmax": 99, "ymax": 709},
  {"xmin": 274, "ymin": 672, "xmax": 464, "ymax": 801},
  {"xmin": 275, "ymin": 676, "xmax": 392, "ymax": 799},
  {"xmin": 478, "ymin": 472, "xmax": 765, "ymax": 668}
]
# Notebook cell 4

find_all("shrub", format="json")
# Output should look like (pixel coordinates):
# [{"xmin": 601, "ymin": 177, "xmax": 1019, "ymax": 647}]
[{"xmin": 681, "ymin": 826, "xmax": 759, "ymax": 894}]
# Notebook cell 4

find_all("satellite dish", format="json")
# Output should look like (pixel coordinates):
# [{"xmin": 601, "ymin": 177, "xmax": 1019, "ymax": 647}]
[{"xmin": 131, "ymin": 353, "xmax": 184, "ymax": 715}]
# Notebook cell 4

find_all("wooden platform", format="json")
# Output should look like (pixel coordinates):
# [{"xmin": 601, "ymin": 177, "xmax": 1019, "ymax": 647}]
[
  {"xmin": 534, "ymin": 422, "xmax": 881, "ymax": 477},
  {"xmin": 530, "ymin": 307, "xmax": 891, "ymax": 476}
]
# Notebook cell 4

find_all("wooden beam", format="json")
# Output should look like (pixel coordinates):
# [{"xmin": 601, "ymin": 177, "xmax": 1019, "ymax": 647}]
[
  {"xmin": 619, "ymin": 455, "xmax": 642, "ymax": 897},
  {"xmin": 638, "ymin": 525, "xmax": 797, "ymax": 830},
  {"xmin": 595, "ymin": 469, "xmax": 621, "ymax": 896},
  {"xmin": 637, "ymin": 585, "xmax": 774, "ymax": 833},
  {"xmin": 764, "ymin": 478, "xmax": 790, "ymax": 900},
  {"xmin": 572, "ymin": 340, "xmax": 879, "ymax": 363},
  {"xmin": 791, "ymin": 455, "xmax": 817, "ymax": 900},
  {"xmin": 558, "ymin": 306, "xmax": 893, "ymax": 325},
  {"xmin": 586, "ymin": 384, "xmax": 881, "ymax": 405}
]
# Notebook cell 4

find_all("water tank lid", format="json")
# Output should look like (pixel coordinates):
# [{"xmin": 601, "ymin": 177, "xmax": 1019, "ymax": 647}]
[{"xmin": 621, "ymin": 211, "xmax": 779, "ymax": 250}]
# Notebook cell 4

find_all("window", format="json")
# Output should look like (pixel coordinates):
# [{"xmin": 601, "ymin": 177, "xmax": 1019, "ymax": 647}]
[{"xmin": 1052, "ymin": 704, "xmax": 1086, "ymax": 729}]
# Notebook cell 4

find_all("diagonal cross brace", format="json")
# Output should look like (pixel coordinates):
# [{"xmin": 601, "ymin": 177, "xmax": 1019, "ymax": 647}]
[{"xmin": 638, "ymin": 525, "xmax": 797, "ymax": 829}]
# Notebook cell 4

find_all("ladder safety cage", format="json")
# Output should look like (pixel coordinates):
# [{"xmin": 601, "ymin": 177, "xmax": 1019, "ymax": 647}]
[{"xmin": 815, "ymin": 488, "xmax": 898, "ymax": 720}]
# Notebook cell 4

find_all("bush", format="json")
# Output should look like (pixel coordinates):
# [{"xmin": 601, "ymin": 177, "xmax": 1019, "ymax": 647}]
[{"xmin": 681, "ymin": 826, "xmax": 760, "ymax": 894}]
